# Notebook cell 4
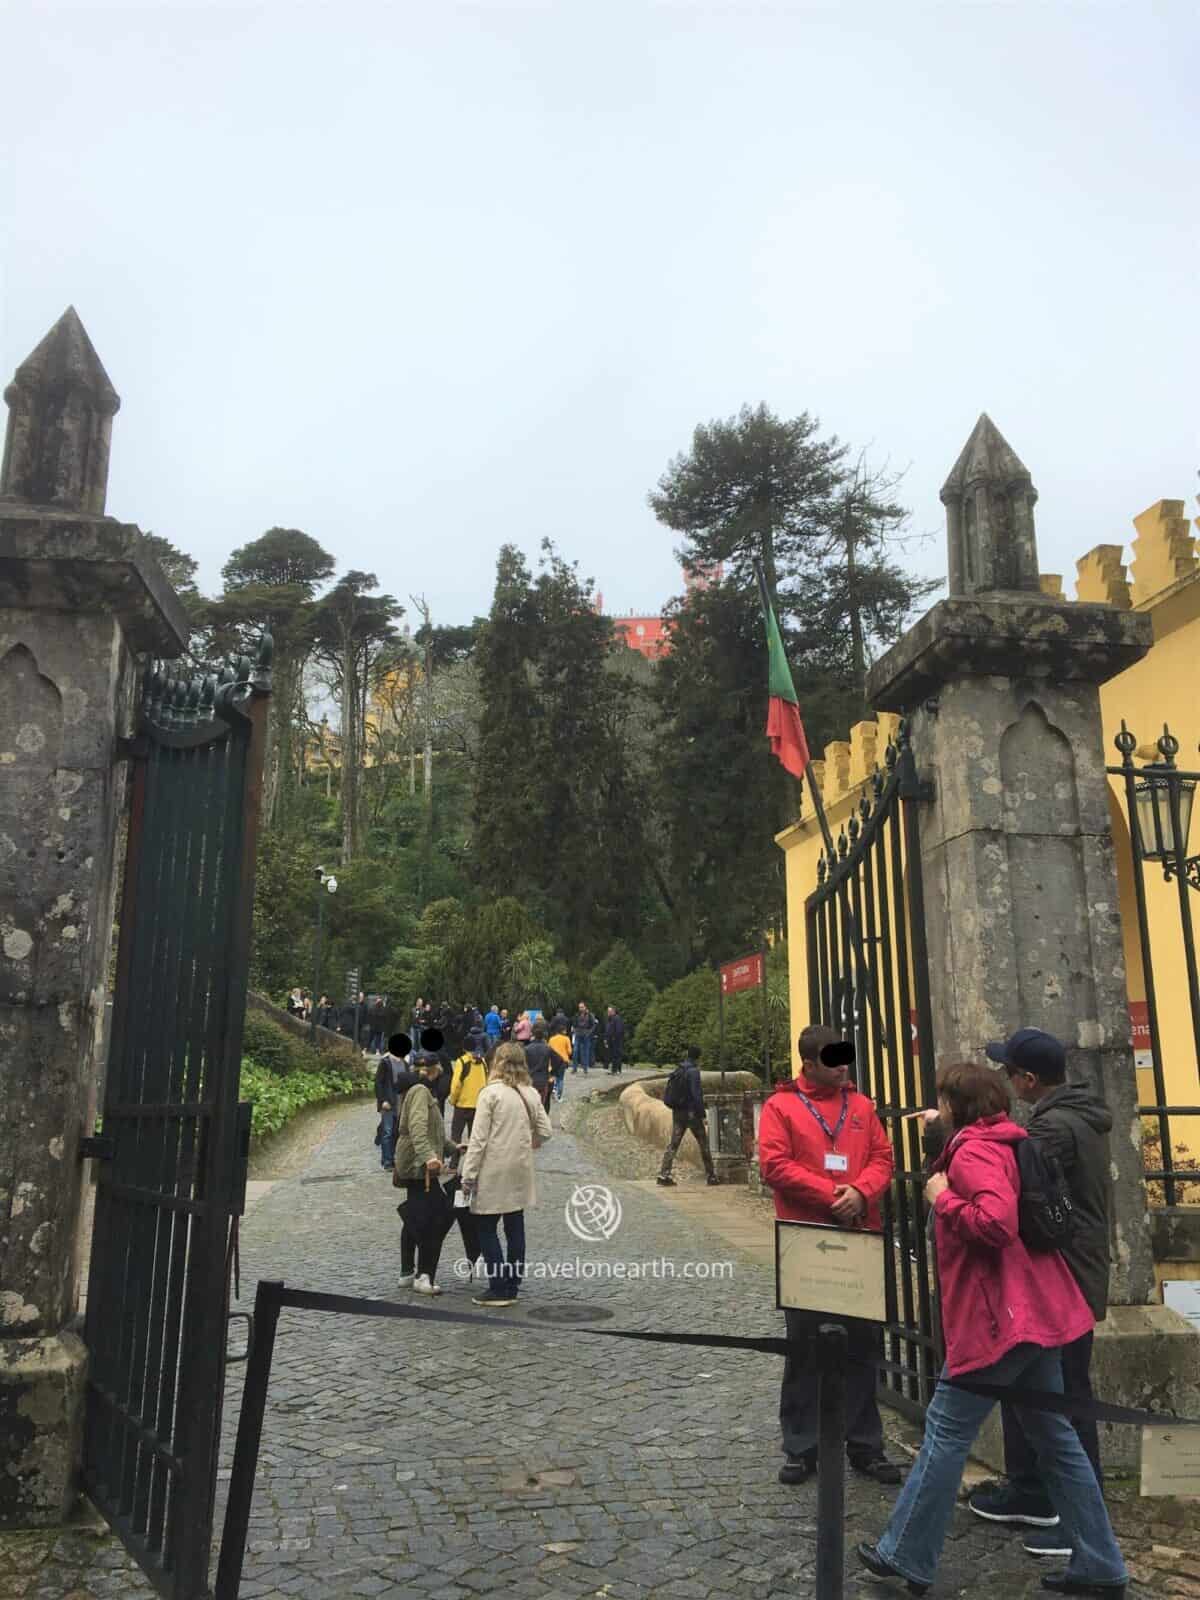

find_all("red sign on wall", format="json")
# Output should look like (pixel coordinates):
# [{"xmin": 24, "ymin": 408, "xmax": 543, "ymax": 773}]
[
  {"xmin": 720, "ymin": 953, "xmax": 764, "ymax": 995},
  {"xmin": 1129, "ymin": 1000, "xmax": 1150, "ymax": 1051}
]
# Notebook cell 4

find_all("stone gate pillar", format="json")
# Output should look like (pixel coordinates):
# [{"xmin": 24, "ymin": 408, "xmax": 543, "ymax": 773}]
[
  {"xmin": 868, "ymin": 415, "xmax": 1200, "ymax": 1464},
  {"xmin": 0, "ymin": 308, "xmax": 188, "ymax": 1523}
]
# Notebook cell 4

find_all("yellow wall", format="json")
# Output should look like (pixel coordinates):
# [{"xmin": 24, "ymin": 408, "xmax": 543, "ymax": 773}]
[{"xmin": 779, "ymin": 499, "xmax": 1200, "ymax": 1116}]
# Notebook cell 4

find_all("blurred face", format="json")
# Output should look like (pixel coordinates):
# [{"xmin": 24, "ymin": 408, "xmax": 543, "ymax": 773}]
[{"xmin": 801, "ymin": 1051, "xmax": 851, "ymax": 1091}]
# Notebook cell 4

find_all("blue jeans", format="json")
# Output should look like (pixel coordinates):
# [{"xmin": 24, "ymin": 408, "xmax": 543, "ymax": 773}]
[
  {"xmin": 877, "ymin": 1344, "xmax": 1126, "ymax": 1589},
  {"xmin": 379, "ymin": 1109, "xmax": 396, "ymax": 1168},
  {"xmin": 475, "ymin": 1210, "xmax": 526, "ymax": 1298},
  {"xmin": 572, "ymin": 1035, "xmax": 594, "ymax": 1071}
]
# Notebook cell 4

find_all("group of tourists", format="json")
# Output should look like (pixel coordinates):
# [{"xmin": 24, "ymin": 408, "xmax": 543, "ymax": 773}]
[
  {"xmin": 373, "ymin": 1023, "xmax": 560, "ymax": 1309},
  {"xmin": 365, "ymin": 975, "xmax": 1125, "ymax": 1596},
  {"xmin": 758, "ymin": 1021, "xmax": 1125, "ymax": 1598}
]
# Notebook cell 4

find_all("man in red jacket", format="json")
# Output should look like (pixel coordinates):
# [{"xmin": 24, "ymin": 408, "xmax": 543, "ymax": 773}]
[{"xmin": 758, "ymin": 1023, "xmax": 900, "ymax": 1485}]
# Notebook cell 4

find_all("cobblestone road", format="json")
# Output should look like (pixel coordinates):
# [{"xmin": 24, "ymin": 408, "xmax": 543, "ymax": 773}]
[{"xmin": 3, "ymin": 1069, "xmax": 1182, "ymax": 1598}]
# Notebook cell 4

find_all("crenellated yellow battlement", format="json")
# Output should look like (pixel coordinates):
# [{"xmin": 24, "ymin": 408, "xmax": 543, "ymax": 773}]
[{"xmin": 1069, "ymin": 499, "xmax": 1197, "ymax": 611}]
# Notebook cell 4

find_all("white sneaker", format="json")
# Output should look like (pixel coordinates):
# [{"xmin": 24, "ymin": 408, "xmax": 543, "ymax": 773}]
[
  {"xmin": 397, "ymin": 1273, "xmax": 415, "ymax": 1289},
  {"xmin": 412, "ymin": 1274, "xmax": 442, "ymax": 1296}
]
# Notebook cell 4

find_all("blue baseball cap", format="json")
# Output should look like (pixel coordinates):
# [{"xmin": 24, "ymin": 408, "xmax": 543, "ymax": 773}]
[{"xmin": 985, "ymin": 1028, "xmax": 1066, "ymax": 1078}]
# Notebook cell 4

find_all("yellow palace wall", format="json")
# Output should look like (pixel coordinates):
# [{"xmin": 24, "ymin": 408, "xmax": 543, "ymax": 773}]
[{"xmin": 777, "ymin": 498, "xmax": 1200, "ymax": 1115}]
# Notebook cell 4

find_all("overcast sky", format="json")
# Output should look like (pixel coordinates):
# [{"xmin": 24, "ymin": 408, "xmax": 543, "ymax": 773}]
[{"xmin": 4, "ymin": 1, "xmax": 1196, "ymax": 631}]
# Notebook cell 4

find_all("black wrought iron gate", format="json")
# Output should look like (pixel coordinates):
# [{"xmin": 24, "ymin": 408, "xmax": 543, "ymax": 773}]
[
  {"xmin": 84, "ymin": 641, "xmax": 270, "ymax": 1599},
  {"xmin": 805, "ymin": 721, "xmax": 940, "ymax": 1415}
]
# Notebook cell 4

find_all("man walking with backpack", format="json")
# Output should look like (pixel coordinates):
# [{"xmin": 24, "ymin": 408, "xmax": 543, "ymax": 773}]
[
  {"xmin": 656, "ymin": 1045, "xmax": 718, "ymax": 1186},
  {"xmin": 967, "ymin": 1027, "xmax": 1112, "ymax": 1556}
]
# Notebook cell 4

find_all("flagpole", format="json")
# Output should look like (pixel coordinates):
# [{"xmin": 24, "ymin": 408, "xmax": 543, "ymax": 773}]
[{"xmin": 754, "ymin": 560, "xmax": 887, "ymax": 1050}]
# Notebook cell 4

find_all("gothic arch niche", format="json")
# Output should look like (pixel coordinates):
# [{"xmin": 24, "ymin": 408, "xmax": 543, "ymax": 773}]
[
  {"xmin": 998, "ymin": 701, "xmax": 1095, "ymax": 1037},
  {"xmin": 0, "ymin": 644, "xmax": 64, "ymax": 769}
]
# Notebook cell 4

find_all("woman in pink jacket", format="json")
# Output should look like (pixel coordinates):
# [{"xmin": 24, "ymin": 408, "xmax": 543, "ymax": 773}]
[{"xmin": 858, "ymin": 1061, "xmax": 1126, "ymax": 1599}]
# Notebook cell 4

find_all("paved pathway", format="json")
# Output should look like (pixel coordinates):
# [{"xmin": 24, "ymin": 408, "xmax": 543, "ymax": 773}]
[{"xmin": 3, "ymin": 1069, "xmax": 1179, "ymax": 1598}]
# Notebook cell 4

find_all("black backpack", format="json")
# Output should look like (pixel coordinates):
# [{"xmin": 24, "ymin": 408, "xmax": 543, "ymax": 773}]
[
  {"xmin": 662, "ymin": 1062, "xmax": 690, "ymax": 1111},
  {"xmin": 1015, "ymin": 1139, "xmax": 1075, "ymax": 1253}
]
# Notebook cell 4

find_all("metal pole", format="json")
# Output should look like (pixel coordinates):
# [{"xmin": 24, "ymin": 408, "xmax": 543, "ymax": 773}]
[
  {"xmin": 815, "ymin": 1322, "xmax": 848, "ymax": 1600},
  {"xmin": 761, "ymin": 941, "xmax": 770, "ymax": 1086},
  {"xmin": 310, "ymin": 883, "xmax": 324, "ymax": 1043},
  {"xmin": 717, "ymin": 968, "xmax": 726, "ymax": 1087},
  {"xmin": 215, "ymin": 1279, "xmax": 285, "ymax": 1599}
]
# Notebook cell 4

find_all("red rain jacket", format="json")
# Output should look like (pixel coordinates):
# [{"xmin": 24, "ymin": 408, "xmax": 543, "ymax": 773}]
[
  {"xmin": 758, "ymin": 1078, "xmax": 894, "ymax": 1229},
  {"xmin": 931, "ymin": 1115, "xmax": 1093, "ymax": 1376}
]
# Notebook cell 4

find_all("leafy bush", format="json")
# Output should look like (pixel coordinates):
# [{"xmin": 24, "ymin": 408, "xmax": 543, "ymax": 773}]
[
  {"xmin": 633, "ymin": 968, "xmax": 716, "ymax": 1063},
  {"xmin": 241, "ymin": 1012, "xmax": 314, "ymax": 1077},
  {"xmin": 239, "ymin": 1060, "xmax": 363, "ymax": 1141},
  {"xmin": 632, "ymin": 945, "xmax": 790, "ymax": 1078},
  {"xmin": 590, "ymin": 941, "xmax": 657, "ymax": 1033}
]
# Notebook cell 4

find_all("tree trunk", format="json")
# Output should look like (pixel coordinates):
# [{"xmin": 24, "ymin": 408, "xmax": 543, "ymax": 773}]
[
  {"xmin": 340, "ymin": 631, "xmax": 356, "ymax": 864},
  {"xmin": 845, "ymin": 494, "xmax": 867, "ymax": 702}
]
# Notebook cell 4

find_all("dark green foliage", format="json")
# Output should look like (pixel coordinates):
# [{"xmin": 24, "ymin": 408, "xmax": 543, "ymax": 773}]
[
  {"xmin": 650, "ymin": 403, "xmax": 846, "ymax": 595},
  {"xmin": 208, "ymin": 527, "xmax": 337, "ymax": 827},
  {"xmin": 632, "ymin": 951, "xmax": 788, "ymax": 1078},
  {"xmin": 589, "ymin": 942, "xmax": 657, "ymax": 1033},
  {"xmin": 241, "ymin": 1011, "xmax": 314, "ymax": 1076},
  {"xmin": 632, "ymin": 968, "xmax": 715, "ymax": 1063},
  {"xmin": 651, "ymin": 580, "xmax": 791, "ymax": 966},
  {"xmin": 472, "ymin": 542, "xmax": 652, "ymax": 965}
]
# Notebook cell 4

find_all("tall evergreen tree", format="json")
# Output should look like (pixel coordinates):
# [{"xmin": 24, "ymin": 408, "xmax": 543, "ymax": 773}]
[
  {"xmin": 651, "ymin": 579, "xmax": 792, "ymax": 965},
  {"xmin": 311, "ymin": 571, "xmax": 403, "ymax": 863},
  {"xmin": 209, "ymin": 527, "xmax": 335, "ymax": 824},
  {"xmin": 650, "ymin": 403, "xmax": 847, "ymax": 595},
  {"xmin": 472, "ymin": 542, "xmax": 649, "ymax": 962}
]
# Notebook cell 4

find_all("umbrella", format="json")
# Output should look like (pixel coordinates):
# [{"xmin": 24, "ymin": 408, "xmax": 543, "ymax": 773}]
[{"xmin": 395, "ymin": 1169, "xmax": 456, "ymax": 1253}]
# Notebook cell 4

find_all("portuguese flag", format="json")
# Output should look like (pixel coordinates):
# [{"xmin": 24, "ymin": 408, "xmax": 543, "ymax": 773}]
[{"xmin": 759, "ymin": 580, "xmax": 810, "ymax": 780}]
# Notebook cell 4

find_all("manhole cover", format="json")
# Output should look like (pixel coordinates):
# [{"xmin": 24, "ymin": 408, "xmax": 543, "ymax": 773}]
[
  {"xmin": 299, "ymin": 1173, "xmax": 355, "ymax": 1185},
  {"xmin": 524, "ymin": 1304, "xmax": 614, "ymax": 1325}
]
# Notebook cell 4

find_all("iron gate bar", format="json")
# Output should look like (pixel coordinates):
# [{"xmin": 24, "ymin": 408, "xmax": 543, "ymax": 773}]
[
  {"xmin": 804, "ymin": 722, "xmax": 940, "ymax": 1413},
  {"xmin": 84, "ymin": 642, "xmax": 270, "ymax": 1600}
]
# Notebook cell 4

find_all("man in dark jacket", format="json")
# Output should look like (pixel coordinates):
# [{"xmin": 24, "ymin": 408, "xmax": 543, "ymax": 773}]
[
  {"xmin": 374, "ymin": 1032, "xmax": 414, "ymax": 1171},
  {"xmin": 605, "ymin": 1007, "xmax": 626, "ymax": 1075},
  {"xmin": 524, "ymin": 1024, "xmax": 555, "ymax": 1111},
  {"xmin": 656, "ymin": 1046, "xmax": 718, "ymax": 1186},
  {"xmin": 571, "ymin": 1003, "xmax": 597, "ymax": 1074},
  {"xmin": 968, "ymin": 1027, "xmax": 1113, "ymax": 1554}
]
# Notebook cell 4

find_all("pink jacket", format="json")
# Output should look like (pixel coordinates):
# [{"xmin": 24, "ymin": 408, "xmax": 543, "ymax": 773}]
[{"xmin": 931, "ymin": 1115, "xmax": 1094, "ymax": 1376}]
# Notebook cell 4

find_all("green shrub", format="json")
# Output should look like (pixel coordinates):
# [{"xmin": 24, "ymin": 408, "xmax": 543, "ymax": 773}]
[
  {"xmin": 632, "ymin": 968, "xmax": 716, "ymax": 1063},
  {"xmin": 239, "ymin": 1059, "xmax": 364, "ymax": 1141},
  {"xmin": 241, "ymin": 1011, "xmax": 313, "ymax": 1077},
  {"xmin": 631, "ymin": 946, "xmax": 790, "ymax": 1079},
  {"xmin": 590, "ymin": 942, "xmax": 657, "ymax": 1034}
]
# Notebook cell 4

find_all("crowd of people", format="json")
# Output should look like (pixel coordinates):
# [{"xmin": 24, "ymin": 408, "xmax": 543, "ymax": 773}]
[{"xmin": 284, "ymin": 989, "xmax": 629, "ymax": 1075}]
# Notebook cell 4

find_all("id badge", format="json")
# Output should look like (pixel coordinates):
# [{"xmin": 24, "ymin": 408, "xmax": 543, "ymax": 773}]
[{"xmin": 824, "ymin": 1152, "xmax": 849, "ymax": 1173}]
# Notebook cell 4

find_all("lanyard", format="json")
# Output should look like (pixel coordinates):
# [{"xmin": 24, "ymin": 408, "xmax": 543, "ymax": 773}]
[{"xmin": 795, "ymin": 1086, "xmax": 849, "ymax": 1145}]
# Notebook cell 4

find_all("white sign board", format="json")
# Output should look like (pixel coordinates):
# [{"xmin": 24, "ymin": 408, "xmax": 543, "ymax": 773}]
[
  {"xmin": 775, "ymin": 1221, "xmax": 886, "ymax": 1322},
  {"xmin": 1162, "ymin": 1280, "xmax": 1200, "ymax": 1335},
  {"xmin": 1141, "ymin": 1426, "xmax": 1200, "ymax": 1497}
]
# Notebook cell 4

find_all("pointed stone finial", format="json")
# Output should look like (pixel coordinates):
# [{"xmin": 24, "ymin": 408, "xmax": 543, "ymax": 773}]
[
  {"xmin": 1, "ymin": 307, "xmax": 120, "ymax": 514},
  {"xmin": 941, "ymin": 414, "xmax": 1040, "ymax": 598}
]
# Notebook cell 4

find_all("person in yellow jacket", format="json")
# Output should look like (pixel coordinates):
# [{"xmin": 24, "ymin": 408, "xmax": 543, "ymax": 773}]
[
  {"xmin": 547, "ymin": 1027, "xmax": 572, "ymax": 1103},
  {"xmin": 449, "ymin": 1043, "xmax": 490, "ymax": 1142}
]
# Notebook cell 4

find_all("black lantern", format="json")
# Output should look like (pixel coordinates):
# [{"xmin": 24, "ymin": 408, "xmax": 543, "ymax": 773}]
[{"xmin": 1134, "ymin": 766, "xmax": 1195, "ymax": 863}]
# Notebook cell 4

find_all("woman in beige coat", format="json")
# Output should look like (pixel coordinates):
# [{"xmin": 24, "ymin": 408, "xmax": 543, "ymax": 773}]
[{"xmin": 461, "ymin": 1042, "xmax": 552, "ymax": 1307}]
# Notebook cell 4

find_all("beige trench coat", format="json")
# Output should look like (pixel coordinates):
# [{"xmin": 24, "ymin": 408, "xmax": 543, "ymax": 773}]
[{"xmin": 461, "ymin": 1082, "xmax": 553, "ymax": 1215}]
